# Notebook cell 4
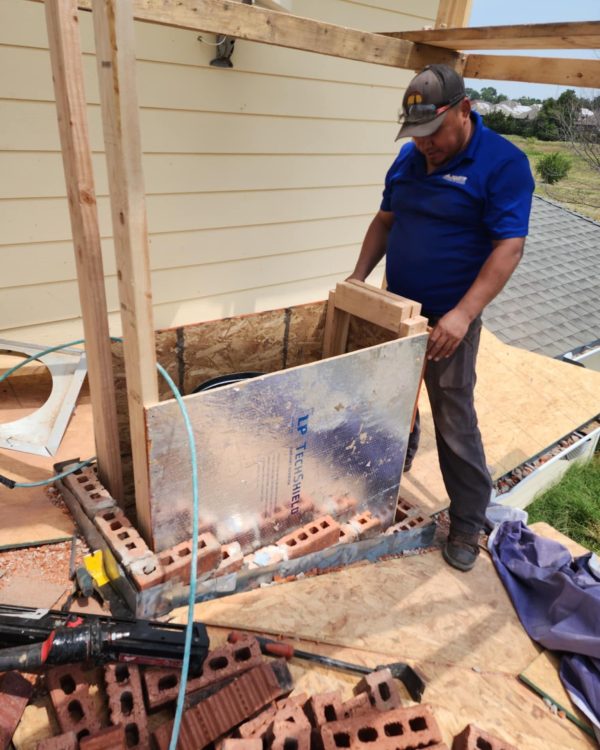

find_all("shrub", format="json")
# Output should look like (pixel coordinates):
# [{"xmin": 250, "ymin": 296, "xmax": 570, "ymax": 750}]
[{"xmin": 537, "ymin": 152, "xmax": 572, "ymax": 184}]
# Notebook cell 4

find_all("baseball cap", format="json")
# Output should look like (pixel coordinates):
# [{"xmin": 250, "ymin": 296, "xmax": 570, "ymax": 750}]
[{"xmin": 395, "ymin": 64, "xmax": 466, "ymax": 140}]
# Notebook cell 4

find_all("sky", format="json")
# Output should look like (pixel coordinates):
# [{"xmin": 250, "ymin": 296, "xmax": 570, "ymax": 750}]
[{"xmin": 466, "ymin": 0, "xmax": 598, "ymax": 101}]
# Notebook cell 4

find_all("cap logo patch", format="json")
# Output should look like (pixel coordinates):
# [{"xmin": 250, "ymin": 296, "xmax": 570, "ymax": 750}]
[{"xmin": 406, "ymin": 92, "xmax": 423, "ymax": 106}]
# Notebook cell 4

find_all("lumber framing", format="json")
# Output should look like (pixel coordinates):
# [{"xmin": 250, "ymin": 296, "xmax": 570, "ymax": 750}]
[
  {"xmin": 91, "ymin": 0, "xmax": 158, "ymax": 544},
  {"xmin": 435, "ymin": 0, "xmax": 473, "ymax": 31},
  {"xmin": 44, "ymin": 0, "xmax": 123, "ymax": 500},
  {"xmin": 463, "ymin": 54, "xmax": 599, "ymax": 89},
  {"xmin": 387, "ymin": 21, "xmax": 600, "ymax": 50}
]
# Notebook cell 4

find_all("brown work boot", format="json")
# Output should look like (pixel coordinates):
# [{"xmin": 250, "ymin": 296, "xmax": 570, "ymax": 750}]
[{"xmin": 442, "ymin": 530, "xmax": 480, "ymax": 572}]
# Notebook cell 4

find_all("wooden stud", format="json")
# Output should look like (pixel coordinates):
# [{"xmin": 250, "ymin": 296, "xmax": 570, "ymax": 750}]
[
  {"xmin": 335, "ymin": 281, "xmax": 413, "ymax": 332},
  {"xmin": 91, "ymin": 0, "xmax": 158, "ymax": 544},
  {"xmin": 463, "ymin": 54, "xmax": 600, "ymax": 89},
  {"xmin": 386, "ymin": 21, "xmax": 600, "ymax": 50},
  {"xmin": 347, "ymin": 280, "xmax": 422, "ymax": 318},
  {"xmin": 399, "ymin": 316, "xmax": 429, "ymax": 337},
  {"xmin": 435, "ymin": 0, "xmax": 473, "ymax": 31},
  {"xmin": 45, "ymin": 0, "xmax": 123, "ymax": 500},
  {"xmin": 322, "ymin": 291, "xmax": 350, "ymax": 359}
]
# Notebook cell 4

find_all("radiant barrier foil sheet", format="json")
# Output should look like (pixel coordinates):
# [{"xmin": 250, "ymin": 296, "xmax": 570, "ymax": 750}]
[{"xmin": 146, "ymin": 334, "xmax": 427, "ymax": 553}]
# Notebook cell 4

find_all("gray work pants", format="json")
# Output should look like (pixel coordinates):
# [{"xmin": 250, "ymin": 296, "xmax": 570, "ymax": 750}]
[{"xmin": 406, "ymin": 316, "xmax": 492, "ymax": 536}]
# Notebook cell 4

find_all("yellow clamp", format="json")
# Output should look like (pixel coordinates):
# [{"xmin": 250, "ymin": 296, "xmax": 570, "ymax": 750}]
[{"xmin": 83, "ymin": 550, "xmax": 110, "ymax": 587}]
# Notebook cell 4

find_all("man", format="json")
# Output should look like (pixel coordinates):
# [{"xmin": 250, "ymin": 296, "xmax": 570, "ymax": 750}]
[{"xmin": 348, "ymin": 64, "xmax": 534, "ymax": 571}]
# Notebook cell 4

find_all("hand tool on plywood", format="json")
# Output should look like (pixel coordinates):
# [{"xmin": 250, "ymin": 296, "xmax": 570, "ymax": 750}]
[{"xmin": 227, "ymin": 630, "xmax": 426, "ymax": 701}]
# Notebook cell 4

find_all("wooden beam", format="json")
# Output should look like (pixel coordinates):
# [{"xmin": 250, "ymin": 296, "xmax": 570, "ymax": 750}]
[
  {"xmin": 91, "ymin": 0, "xmax": 158, "ymax": 544},
  {"xmin": 464, "ymin": 54, "xmax": 600, "ymax": 89},
  {"xmin": 336, "ymin": 281, "xmax": 413, "ymax": 332},
  {"xmin": 384, "ymin": 21, "xmax": 600, "ymax": 50},
  {"xmin": 30, "ymin": 0, "xmax": 463, "ymax": 70},
  {"xmin": 45, "ymin": 0, "xmax": 123, "ymax": 500},
  {"xmin": 435, "ymin": 0, "xmax": 473, "ymax": 30}
]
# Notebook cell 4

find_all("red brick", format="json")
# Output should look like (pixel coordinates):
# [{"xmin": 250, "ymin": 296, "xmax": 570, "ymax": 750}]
[
  {"xmin": 79, "ymin": 724, "xmax": 126, "ymax": 750},
  {"xmin": 129, "ymin": 555, "xmax": 165, "ymax": 590},
  {"xmin": 347, "ymin": 511, "xmax": 382, "ymax": 540},
  {"xmin": 144, "ymin": 636, "xmax": 263, "ymax": 709},
  {"xmin": 36, "ymin": 732, "xmax": 78, "ymax": 750},
  {"xmin": 64, "ymin": 467, "xmax": 116, "ymax": 516},
  {"xmin": 303, "ymin": 691, "xmax": 344, "ymax": 726},
  {"xmin": 277, "ymin": 515, "xmax": 341, "ymax": 559},
  {"xmin": 237, "ymin": 705, "xmax": 278, "ymax": 739},
  {"xmin": 158, "ymin": 532, "xmax": 221, "ymax": 585},
  {"xmin": 321, "ymin": 704, "xmax": 443, "ymax": 750},
  {"xmin": 0, "ymin": 671, "xmax": 34, "ymax": 750},
  {"xmin": 220, "ymin": 740, "xmax": 263, "ymax": 750},
  {"xmin": 276, "ymin": 693, "xmax": 308, "ymax": 711},
  {"xmin": 339, "ymin": 524, "xmax": 359, "ymax": 544},
  {"xmin": 334, "ymin": 496, "xmax": 359, "ymax": 520},
  {"xmin": 353, "ymin": 668, "xmax": 402, "ymax": 712},
  {"xmin": 267, "ymin": 705, "xmax": 311, "ymax": 750},
  {"xmin": 94, "ymin": 508, "xmax": 152, "ymax": 566},
  {"xmin": 452, "ymin": 723, "xmax": 518, "ymax": 750},
  {"xmin": 46, "ymin": 664, "xmax": 103, "ymax": 740},
  {"xmin": 152, "ymin": 661, "xmax": 292, "ymax": 750},
  {"xmin": 104, "ymin": 663, "xmax": 149, "ymax": 749},
  {"xmin": 214, "ymin": 542, "xmax": 244, "ymax": 577},
  {"xmin": 385, "ymin": 514, "xmax": 431, "ymax": 534},
  {"xmin": 395, "ymin": 498, "xmax": 421, "ymax": 522},
  {"xmin": 340, "ymin": 693, "xmax": 372, "ymax": 719}
]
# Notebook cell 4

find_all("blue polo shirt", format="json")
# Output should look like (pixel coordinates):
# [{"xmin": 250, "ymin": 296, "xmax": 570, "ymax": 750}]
[{"xmin": 381, "ymin": 111, "xmax": 534, "ymax": 316}]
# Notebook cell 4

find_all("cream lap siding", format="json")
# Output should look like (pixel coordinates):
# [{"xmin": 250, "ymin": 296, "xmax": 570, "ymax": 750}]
[{"xmin": 0, "ymin": 0, "xmax": 438, "ymax": 345}]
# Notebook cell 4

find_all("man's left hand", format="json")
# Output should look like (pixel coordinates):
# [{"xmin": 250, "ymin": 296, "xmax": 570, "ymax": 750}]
[{"xmin": 427, "ymin": 308, "xmax": 471, "ymax": 361}]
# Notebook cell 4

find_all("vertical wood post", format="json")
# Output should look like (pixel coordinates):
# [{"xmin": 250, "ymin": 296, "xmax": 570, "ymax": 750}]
[
  {"xmin": 45, "ymin": 0, "xmax": 123, "ymax": 500},
  {"xmin": 435, "ymin": 0, "xmax": 473, "ymax": 29},
  {"xmin": 91, "ymin": 0, "xmax": 159, "ymax": 544}
]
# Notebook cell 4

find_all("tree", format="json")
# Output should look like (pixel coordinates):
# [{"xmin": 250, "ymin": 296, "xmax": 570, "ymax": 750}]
[
  {"xmin": 537, "ymin": 152, "xmax": 572, "ymax": 184},
  {"xmin": 465, "ymin": 87, "xmax": 481, "ymax": 100},
  {"xmin": 556, "ymin": 89, "xmax": 600, "ymax": 177},
  {"xmin": 480, "ymin": 86, "xmax": 499, "ymax": 103},
  {"xmin": 534, "ymin": 98, "xmax": 561, "ymax": 141},
  {"xmin": 496, "ymin": 94, "xmax": 508, "ymax": 104}
]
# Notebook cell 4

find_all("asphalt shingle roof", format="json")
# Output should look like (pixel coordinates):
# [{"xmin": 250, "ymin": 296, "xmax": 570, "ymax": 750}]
[{"xmin": 483, "ymin": 195, "xmax": 600, "ymax": 357}]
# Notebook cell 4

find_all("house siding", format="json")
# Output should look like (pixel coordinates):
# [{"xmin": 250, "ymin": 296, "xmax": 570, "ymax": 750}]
[{"xmin": 0, "ymin": 0, "xmax": 439, "ymax": 344}]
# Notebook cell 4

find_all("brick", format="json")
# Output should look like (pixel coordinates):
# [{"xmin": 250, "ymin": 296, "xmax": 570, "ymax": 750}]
[
  {"xmin": 158, "ymin": 532, "xmax": 221, "ymax": 585},
  {"xmin": 128, "ymin": 555, "xmax": 165, "ymax": 591},
  {"xmin": 334, "ymin": 496, "xmax": 359, "ymax": 521},
  {"xmin": 36, "ymin": 732, "xmax": 78, "ymax": 750},
  {"xmin": 0, "ymin": 671, "xmax": 34, "ymax": 750},
  {"xmin": 347, "ymin": 511, "xmax": 382, "ymax": 540},
  {"xmin": 267, "ymin": 705, "xmax": 311, "ymax": 750},
  {"xmin": 246, "ymin": 545, "xmax": 288, "ymax": 569},
  {"xmin": 385, "ymin": 514, "xmax": 431, "ymax": 533},
  {"xmin": 321, "ymin": 703, "xmax": 443, "ymax": 750},
  {"xmin": 304, "ymin": 691, "xmax": 344, "ymax": 727},
  {"xmin": 144, "ymin": 635, "xmax": 263, "ymax": 709},
  {"xmin": 214, "ymin": 542, "xmax": 244, "ymax": 577},
  {"xmin": 395, "ymin": 497, "xmax": 421, "ymax": 522},
  {"xmin": 452, "ymin": 723, "xmax": 518, "ymax": 750},
  {"xmin": 277, "ymin": 515, "xmax": 340, "ymax": 559},
  {"xmin": 340, "ymin": 693, "xmax": 372, "ymax": 719},
  {"xmin": 221, "ymin": 740, "xmax": 263, "ymax": 750},
  {"xmin": 237, "ymin": 705, "xmax": 278, "ymax": 739},
  {"xmin": 339, "ymin": 524, "xmax": 359, "ymax": 544},
  {"xmin": 276, "ymin": 693, "xmax": 308, "ymax": 711},
  {"xmin": 259, "ymin": 496, "xmax": 314, "ymax": 540},
  {"xmin": 46, "ymin": 664, "xmax": 103, "ymax": 740},
  {"xmin": 152, "ymin": 660, "xmax": 293, "ymax": 750},
  {"xmin": 94, "ymin": 508, "xmax": 152, "ymax": 566},
  {"xmin": 353, "ymin": 668, "xmax": 402, "ymax": 712},
  {"xmin": 80, "ymin": 724, "xmax": 126, "ymax": 750},
  {"xmin": 64, "ymin": 466, "xmax": 117, "ymax": 517},
  {"xmin": 104, "ymin": 663, "xmax": 149, "ymax": 749}
]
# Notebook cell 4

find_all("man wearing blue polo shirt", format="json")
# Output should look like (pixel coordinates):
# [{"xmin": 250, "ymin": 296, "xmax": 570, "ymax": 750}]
[{"xmin": 348, "ymin": 64, "xmax": 534, "ymax": 571}]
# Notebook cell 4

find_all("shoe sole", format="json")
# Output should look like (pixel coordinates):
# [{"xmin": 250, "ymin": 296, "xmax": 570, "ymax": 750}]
[{"xmin": 441, "ymin": 544, "xmax": 476, "ymax": 572}]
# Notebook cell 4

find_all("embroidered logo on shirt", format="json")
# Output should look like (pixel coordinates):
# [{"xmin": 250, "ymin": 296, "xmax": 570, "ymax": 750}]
[{"xmin": 443, "ymin": 173, "xmax": 468, "ymax": 184}]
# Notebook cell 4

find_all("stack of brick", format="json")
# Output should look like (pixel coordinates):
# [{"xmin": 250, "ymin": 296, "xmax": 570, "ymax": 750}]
[{"xmin": 386, "ymin": 497, "xmax": 432, "ymax": 534}]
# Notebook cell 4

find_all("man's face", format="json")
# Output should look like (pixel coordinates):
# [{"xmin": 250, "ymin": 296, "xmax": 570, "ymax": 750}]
[{"xmin": 412, "ymin": 100, "xmax": 471, "ymax": 169}]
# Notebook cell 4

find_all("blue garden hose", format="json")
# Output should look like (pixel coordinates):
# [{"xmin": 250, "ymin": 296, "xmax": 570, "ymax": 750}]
[{"xmin": 0, "ymin": 337, "xmax": 198, "ymax": 750}]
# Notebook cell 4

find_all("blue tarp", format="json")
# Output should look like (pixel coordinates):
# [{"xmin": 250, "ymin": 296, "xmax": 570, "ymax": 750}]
[{"xmin": 489, "ymin": 521, "xmax": 600, "ymax": 739}]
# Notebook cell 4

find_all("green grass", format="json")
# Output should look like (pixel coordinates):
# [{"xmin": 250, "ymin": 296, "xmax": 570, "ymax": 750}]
[
  {"xmin": 507, "ymin": 135, "xmax": 600, "ymax": 222},
  {"xmin": 527, "ymin": 454, "xmax": 600, "ymax": 554}
]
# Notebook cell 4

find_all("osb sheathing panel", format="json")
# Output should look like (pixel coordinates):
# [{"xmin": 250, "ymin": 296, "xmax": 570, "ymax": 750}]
[{"xmin": 399, "ymin": 327, "xmax": 600, "ymax": 515}]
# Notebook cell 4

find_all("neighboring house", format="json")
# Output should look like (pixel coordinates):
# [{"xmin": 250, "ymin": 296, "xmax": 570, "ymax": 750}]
[
  {"xmin": 484, "ymin": 195, "xmax": 600, "ymax": 359},
  {"xmin": 0, "ymin": 0, "xmax": 442, "ymax": 346},
  {"xmin": 471, "ymin": 99, "xmax": 542, "ymax": 120}
]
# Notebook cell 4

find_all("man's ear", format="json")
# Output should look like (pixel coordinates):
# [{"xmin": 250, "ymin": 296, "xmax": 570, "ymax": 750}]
[{"xmin": 459, "ymin": 97, "xmax": 472, "ymax": 119}]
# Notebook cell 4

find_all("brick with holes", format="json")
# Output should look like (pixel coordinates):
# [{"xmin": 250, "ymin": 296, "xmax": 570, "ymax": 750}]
[
  {"xmin": 128, "ymin": 555, "xmax": 165, "ymax": 590},
  {"xmin": 452, "ymin": 723, "xmax": 518, "ymax": 750},
  {"xmin": 214, "ymin": 542, "xmax": 244, "ymax": 577},
  {"xmin": 152, "ymin": 660, "xmax": 293, "ymax": 750},
  {"xmin": 347, "ymin": 511, "xmax": 382, "ymax": 540},
  {"xmin": 340, "ymin": 693, "xmax": 372, "ymax": 719},
  {"xmin": 64, "ymin": 468, "xmax": 117, "ymax": 516},
  {"xmin": 46, "ymin": 664, "xmax": 103, "ymax": 739},
  {"xmin": 265, "ymin": 704, "xmax": 312, "ymax": 750},
  {"xmin": 79, "ymin": 724, "xmax": 126, "ymax": 750},
  {"xmin": 277, "ymin": 515, "xmax": 340, "ymax": 559},
  {"xmin": 385, "ymin": 514, "xmax": 432, "ymax": 534},
  {"xmin": 237, "ymin": 705, "xmax": 278, "ymax": 740},
  {"xmin": 304, "ymin": 691, "xmax": 345, "ymax": 727},
  {"xmin": 158, "ymin": 532, "xmax": 221, "ymax": 585},
  {"xmin": 144, "ymin": 635, "xmax": 263, "ymax": 709},
  {"xmin": 353, "ymin": 668, "xmax": 401, "ymax": 712},
  {"xmin": 104, "ymin": 663, "xmax": 149, "ymax": 749},
  {"xmin": 0, "ymin": 671, "xmax": 34, "ymax": 750},
  {"xmin": 220, "ymin": 740, "xmax": 263, "ymax": 750},
  {"xmin": 93, "ymin": 508, "xmax": 152, "ymax": 566},
  {"xmin": 36, "ymin": 732, "xmax": 78, "ymax": 750},
  {"xmin": 321, "ymin": 703, "xmax": 443, "ymax": 750}
]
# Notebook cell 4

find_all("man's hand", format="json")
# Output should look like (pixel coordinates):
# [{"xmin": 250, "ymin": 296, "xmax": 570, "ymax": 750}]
[{"xmin": 427, "ymin": 308, "xmax": 471, "ymax": 361}]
